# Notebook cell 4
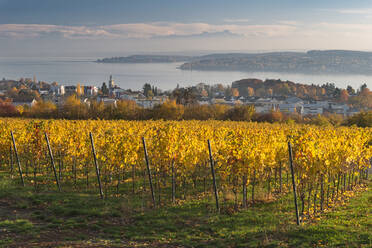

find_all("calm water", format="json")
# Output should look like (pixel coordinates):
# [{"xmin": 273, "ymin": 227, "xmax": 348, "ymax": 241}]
[{"xmin": 0, "ymin": 57, "xmax": 371, "ymax": 90}]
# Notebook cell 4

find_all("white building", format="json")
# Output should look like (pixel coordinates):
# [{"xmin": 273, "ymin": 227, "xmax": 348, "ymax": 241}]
[
  {"xmin": 136, "ymin": 99, "xmax": 161, "ymax": 108},
  {"xmin": 12, "ymin": 99, "xmax": 38, "ymax": 107},
  {"xmin": 49, "ymin": 85, "xmax": 65, "ymax": 95},
  {"xmin": 252, "ymin": 98, "xmax": 282, "ymax": 113},
  {"xmin": 100, "ymin": 98, "xmax": 117, "ymax": 107},
  {"xmin": 84, "ymin": 86, "xmax": 98, "ymax": 96},
  {"xmin": 108, "ymin": 75, "xmax": 115, "ymax": 89}
]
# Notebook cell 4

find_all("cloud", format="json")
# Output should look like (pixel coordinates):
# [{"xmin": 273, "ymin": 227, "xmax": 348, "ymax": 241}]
[
  {"xmin": 223, "ymin": 18, "xmax": 250, "ymax": 23},
  {"xmin": 335, "ymin": 8, "xmax": 372, "ymax": 15},
  {"xmin": 277, "ymin": 20, "xmax": 299, "ymax": 26},
  {"xmin": 0, "ymin": 24, "xmax": 114, "ymax": 39},
  {"xmin": 0, "ymin": 22, "xmax": 299, "ymax": 40},
  {"xmin": 4, "ymin": 21, "xmax": 372, "ymax": 43}
]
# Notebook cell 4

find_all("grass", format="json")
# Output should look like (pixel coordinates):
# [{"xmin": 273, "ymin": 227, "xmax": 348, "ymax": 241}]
[{"xmin": 0, "ymin": 172, "xmax": 370, "ymax": 247}]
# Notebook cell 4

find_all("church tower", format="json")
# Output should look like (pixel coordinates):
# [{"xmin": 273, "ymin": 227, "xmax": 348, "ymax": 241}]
[{"xmin": 109, "ymin": 75, "xmax": 115, "ymax": 89}]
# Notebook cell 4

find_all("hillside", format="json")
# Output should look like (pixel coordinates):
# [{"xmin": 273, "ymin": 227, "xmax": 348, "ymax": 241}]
[
  {"xmin": 232, "ymin": 78, "xmax": 337, "ymax": 100},
  {"xmin": 179, "ymin": 50, "xmax": 372, "ymax": 74}
]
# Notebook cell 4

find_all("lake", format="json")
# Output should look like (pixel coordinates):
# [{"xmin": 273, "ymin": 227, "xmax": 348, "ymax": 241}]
[{"xmin": 0, "ymin": 57, "xmax": 371, "ymax": 91}]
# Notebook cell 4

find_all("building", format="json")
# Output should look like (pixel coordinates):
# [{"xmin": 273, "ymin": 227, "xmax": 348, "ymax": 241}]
[
  {"xmin": 330, "ymin": 103, "xmax": 349, "ymax": 116},
  {"xmin": 111, "ymin": 88, "xmax": 146, "ymax": 101},
  {"xmin": 99, "ymin": 98, "xmax": 117, "ymax": 107},
  {"xmin": 83, "ymin": 86, "xmax": 98, "ymax": 96},
  {"xmin": 252, "ymin": 97, "xmax": 281, "ymax": 113},
  {"xmin": 346, "ymin": 108, "xmax": 360, "ymax": 116},
  {"xmin": 50, "ymin": 85, "xmax": 65, "ymax": 96},
  {"xmin": 64, "ymin": 85, "xmax": 77, "ymax": 95},
  {"xmin": 303, "ymin": 103, "xmax": 324, "ymax": 115},
  {"xmin": 11, "ymin": 99, "xmax": 38, "ymax": 107},
  {"xmin": 108, "ymin": 75, "xmax": 115, "ymax": 89},
  {"xmin": 278, "ymin": 103, "xmax": 302, "ymax": 114},
  {"xmin": 136, "ymin": 99, "xmax": 161, "ymax": 108},
  {"xmin": 135, "ymin": 96, "xmax": 168, "ymax": 108}
]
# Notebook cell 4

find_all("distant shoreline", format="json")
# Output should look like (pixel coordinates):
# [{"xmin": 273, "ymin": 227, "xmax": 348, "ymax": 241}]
[{"xmin": 97, "ymin": 50, "xmax": 372, "ymax": 75}]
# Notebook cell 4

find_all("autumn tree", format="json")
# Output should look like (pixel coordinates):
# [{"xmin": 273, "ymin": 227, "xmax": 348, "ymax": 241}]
[
  {"xmin": 77, "ymin": 83, "xmax": 82, "ymax": 96},
  {"xmin": 267, "ymin": 88, "xmax": 273, "ymax": 96},
  {"xmin": 231, "ymin": 88, "xmax": 239, "ymax": 98},
  {"xmin": 256, "ymin": 87, "xmax": 266, "ymax": 97},
  {"xmin": 349, "ymin": 87, "xmax": 372, "ymax": 109},
  {"xmin": 111, "ymin": 100, "xmax": 141, "ymax": 120},
  {"xmin": 339, "ymin": 89, "xmax": 349, "ymax": 103},
  {"xmin": 150, "ymin": 100, "xmax": 184, "ymax": 120},
  {"xmin": 225, "ymin": 105, "xmax": 255, "ymax": 121},
  {"xmin": 183, "ymin": 104, "xmax": 214, "ymax": 120},
  {"xmin": 247, "ymin": 87, "xmax": 255, "ymax": 97},
  {"xmin": 27, "ymin": 100, "xmax": 57, "ymax": 118},
  {"xmin": 61, "ymin": 95, "xmax": 88, "ymax": 119},
  {"xmin": 0, "ymin": 99, "xmax": 19, "ymax": 116},
  {"xmin": 201, "ymin": 89, "xmax": 208, "ymax": 97},
  {"xmin": 88, "ymin": 100, "xmax": 105, "ymax": 119}
]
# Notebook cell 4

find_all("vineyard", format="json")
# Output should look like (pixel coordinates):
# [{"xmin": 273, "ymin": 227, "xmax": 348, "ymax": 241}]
[{"xmin": 0, "ymin": 118, "xmax": 371, "ymax": 225}]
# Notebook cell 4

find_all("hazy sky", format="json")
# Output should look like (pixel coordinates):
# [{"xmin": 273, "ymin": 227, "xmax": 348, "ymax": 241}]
[{"xmin": 1, "ymin": 0, "xmax": 372, "ymax": 57}]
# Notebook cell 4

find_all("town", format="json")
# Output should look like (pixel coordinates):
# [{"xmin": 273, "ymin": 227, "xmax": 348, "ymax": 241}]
[{"xmin": 0, "ymin": 75, "xmax": 370, "ymax": 121}]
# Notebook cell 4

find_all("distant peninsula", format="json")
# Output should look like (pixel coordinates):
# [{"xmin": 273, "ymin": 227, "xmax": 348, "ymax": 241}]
[
  {"xmin": 96, "ymin": 55, "xmax": 192, "ymax": 63},
  {"xmin": 179, "ymin": 50, "xmax": 372, "ymax": 75},
  {"xmin": 97, "ymin": 50, "xmax": 372, "ymax": 75}
]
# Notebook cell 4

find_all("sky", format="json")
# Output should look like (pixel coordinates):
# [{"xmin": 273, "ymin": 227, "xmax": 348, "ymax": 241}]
[{"xmin": 1, "ymin": 0, "xmax": 372, "ymax": 57}]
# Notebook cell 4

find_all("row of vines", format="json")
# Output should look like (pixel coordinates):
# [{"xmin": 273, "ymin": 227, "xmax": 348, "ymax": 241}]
[{"xmin": 0, "ymin": 118, "xmax": 371, "ymax": 223}]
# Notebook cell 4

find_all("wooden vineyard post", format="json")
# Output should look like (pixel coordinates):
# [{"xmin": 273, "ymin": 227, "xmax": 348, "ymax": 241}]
[
  {"xmin": 208, "ymin": 140, "xmax": 220, "ymax": 213},
  {"xmin": 44, "ymin": 132, "xmax": 61, "ymax": 192},
  {"xmin": 242, "ymin": 174, "xmax": 247, "ymax": 208},
  {"xmin": 10, "ymin": 131, "xmax": 25, "ymax": 187},
  {"xmin": 9, "ymin": 144, "xmax": 14, "ymax": 175},
  {"xmin": 288, "ymin": 141, "xmax": 300, "ymax": 225},
  {"xmin": 171, "ymin": 160, "xmax": 176, "ymax": 204},
  {"xmin": 142, "ymin": 137, "xmax": 156, "ymax": 208},
  {"xmin": 89, "ymin": 132, "xmax": 104, "ymax": 199}
]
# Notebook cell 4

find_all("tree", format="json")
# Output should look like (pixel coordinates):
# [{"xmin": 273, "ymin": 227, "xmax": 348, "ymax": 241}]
[
  {"xmin": 171, "ymin": 87, "xmax": 198, "ymax": 105},
  {"xmin": 346, "ymin": 111, "xmax": 372, "ymax": 127},
  {"xmin": 150, "ymin": 100, "xmax": 184, "ymax": 120},
  {"xmin": 231, "ymin": 88, "xmax": 239, "ymax": 98},
  {"xmin": 201, "ymin": 89, "xmax": 208, "ymax": 97},
  {"xmin": 225, "ymin": 105, "xmax": 255, "ymax": 121},
  {"xmin": 27, "ymin": 100, "xmax": 57, "ymax": 118},
  {"xmin": 62, "ymin": 95, "xmax": 88, "ymax": 119},
  {"xmin": 247, "ymin": 87, "xmax": 255, "ymax": 97},
  {"xmin": 88, "ymin": 100, "xmax": 105, "ymax": 119},
  {"xmin": 143, "ymin": 83, "xmax": 152, "ymax": 97},
  {"xmin": 224, "ymin": 86, "xmax": 232, "ymax": 98},
  {"xmin": 77, "ymin": 83, "xmax": 82, "ymax": 96},
  {"xmin": 359, "ymin": 83, "xmax": 367, "ymax": 92},
  {"xmin": 346, "ymin": 85, "xmax": 355, "ymax": 95},
  {"xmin": 183, "ymin": 105, "xmax": 213, "ymax": 120},
  {"xmin": 112, "ymin": 100, "xmax": 141, "ymax": 120},
  {"xmin": 0, "ymin": 99, "xmax": 19, "ymax": 117},
  {"xmin": 267, "ymin": 88, "xmax": 273, "ymax": 96},
  {"xmin": 256, "ymin": 87, "xmax": 266, "ymax": 97},
  {"xmin": 339, "ymin": 89, "xmax": 349, "ymax": 102},
  {"xmin": 349, "ymin": 87, "xmax": 372, "ymax": 109},
  {"xmin": 277, "ymin": 83, "xmax": 291, "ymax": 96},
  {"xmin": 101, "ymin": 82, "xmax": 109, "ymax": 96}
]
